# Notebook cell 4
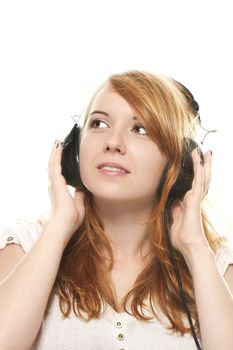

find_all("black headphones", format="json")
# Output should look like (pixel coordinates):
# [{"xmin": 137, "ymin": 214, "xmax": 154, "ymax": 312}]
[
  {"xmin": 61, "ymin": 123, "xmax": 83, "ymax": 189},
  {"xmin": 165, "ymin": 80, "xmax": 203, "ymax": 350}
]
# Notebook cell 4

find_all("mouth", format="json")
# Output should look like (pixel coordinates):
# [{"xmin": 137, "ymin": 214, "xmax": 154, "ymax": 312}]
[{"xmin": 97, "ymin": 162, "xmax": 130, "ymax": 175}]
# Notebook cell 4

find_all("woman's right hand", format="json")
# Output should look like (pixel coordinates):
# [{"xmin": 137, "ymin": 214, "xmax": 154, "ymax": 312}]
[{"xmin": 47, "ymin": 140, "xmax": 85, "ymax": 244}]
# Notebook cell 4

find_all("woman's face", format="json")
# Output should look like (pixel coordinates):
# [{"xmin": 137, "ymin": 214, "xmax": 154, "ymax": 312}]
[{"xmin": 79, "ymin": 86, "xmax": 167, "ymax": 206}]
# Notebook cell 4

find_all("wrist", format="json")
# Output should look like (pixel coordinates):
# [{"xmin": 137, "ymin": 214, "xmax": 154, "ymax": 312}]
[
  {"xmin": 181, "ymin": 243, "xmax": 214, "ymax": 272},
  {"xmin": 43, "ymin": 218, "xmax": 77, "ymax": 248}
]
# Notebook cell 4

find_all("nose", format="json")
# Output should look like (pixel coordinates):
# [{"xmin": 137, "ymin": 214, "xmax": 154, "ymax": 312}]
[
  {"xmin": 103, "ymin": 142, "xmax": 126, "ymax": 154},
  {"xmin": 103, "ymin": 131, "xmax": 126, "ymax": 155}
]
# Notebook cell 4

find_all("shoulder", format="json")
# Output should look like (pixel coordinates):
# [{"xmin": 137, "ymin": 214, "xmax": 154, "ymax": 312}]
[
  {"xmin": 215, "ymin": 241, "xmax": 233, "ymax": 277},
  {"xmin": 215, "ymin": 240, "xmax": 233, "ymax": 294},
  {"xmin": 0, "ymin": 211, "xmax": 51, "ymax": 253}
]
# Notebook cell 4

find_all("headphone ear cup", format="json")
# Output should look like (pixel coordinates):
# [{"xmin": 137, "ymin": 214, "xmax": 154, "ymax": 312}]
[
  {"xmin": 168, "ymin": 139, "xmax": 203, "ymax": 201},
  {"xmin": 61, "ymin": 124, "xmax": 84, "ymax": 189}
]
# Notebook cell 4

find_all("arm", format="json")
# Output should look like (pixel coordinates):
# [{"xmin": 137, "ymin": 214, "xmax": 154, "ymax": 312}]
[
  {"xmin": 171, "ymin": 149, "xmax": 233, "ymax": 350},
  {"xmin": 185, "ymin": 244, "xmax": 233, "ymax": 350},
  {"xmin": 0, "ymin": 220, "xmax": 69, "ymax": 350},
  {"xmin": 0, "ymin": 140, "xmax": 85, "ymax": 350},
  {"xmin": 0, "ymin": 244, "xmax": 25, "ymax": 282}
]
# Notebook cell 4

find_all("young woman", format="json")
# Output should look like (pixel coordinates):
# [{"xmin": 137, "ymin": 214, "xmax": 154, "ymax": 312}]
[{"xmin": 0, "ymin": 70, "xmax": 233, "ymax": 350}]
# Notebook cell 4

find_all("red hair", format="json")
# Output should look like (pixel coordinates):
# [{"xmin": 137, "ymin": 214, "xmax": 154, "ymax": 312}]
[{"xmin": 55, "ymin": 70, "xmax": 224, "ymax": 334}]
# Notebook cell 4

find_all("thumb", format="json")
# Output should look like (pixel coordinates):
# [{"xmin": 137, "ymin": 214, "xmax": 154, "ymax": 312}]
[
  {"xmin": 74, "ymin": 188, "xmax": 85, "ymax": 203},
  {"xmin": 171, "ymin": 201, "xmax": 182, "ymax": 221}
]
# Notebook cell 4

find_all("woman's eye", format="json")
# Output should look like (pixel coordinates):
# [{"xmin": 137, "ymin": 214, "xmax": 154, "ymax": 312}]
[
  {"xmin": 132, "ymin": 124, "xmax": 147, "ymax": 135},
  {"xmin": 89, "ymin": 119, "xmax": 108, "ymax": 129}
]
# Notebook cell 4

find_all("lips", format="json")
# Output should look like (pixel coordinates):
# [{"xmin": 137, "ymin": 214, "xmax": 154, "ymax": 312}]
[{"xmin": 97, "ymin": 162, "xmax": 130, "ymax": 174}]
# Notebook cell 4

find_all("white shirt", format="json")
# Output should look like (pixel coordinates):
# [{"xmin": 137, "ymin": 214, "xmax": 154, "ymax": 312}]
[{"xmin": 1, "ymin": 214, "xmax": 233, "ymax": 350}]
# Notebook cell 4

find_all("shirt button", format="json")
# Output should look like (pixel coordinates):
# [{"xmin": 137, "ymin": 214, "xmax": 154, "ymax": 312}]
[
  {"xmin": 7, "ymin": 236, "xmax": 14, "ymax": 241},
  {"xmin": 115, "ymin": 321, "xmax": 123, "ymax": 328},
  {"xmin": 117, "ymin": 333, "xmax": 125, "ymax": 341}
]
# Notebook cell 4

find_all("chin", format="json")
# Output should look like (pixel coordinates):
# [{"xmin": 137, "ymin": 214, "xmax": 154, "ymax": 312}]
[
  {"xmin": 93, "ymin": 190, "xmax": 151, "ymax": 206},
  {"xmin": 83, "ymin": 179, "xmax": 155, "ymax": 204},
  {"xmin": 93, "ymin": 190, "xmax": 129, "ymax": 202}
]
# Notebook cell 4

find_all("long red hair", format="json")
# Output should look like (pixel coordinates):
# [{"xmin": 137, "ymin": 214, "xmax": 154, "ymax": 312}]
[{"xmin": 55, "ymin": 70, "xmax": 224, "ymax": 334}]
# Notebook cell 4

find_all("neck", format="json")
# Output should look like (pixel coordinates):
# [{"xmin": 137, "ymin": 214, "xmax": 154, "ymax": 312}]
[{"xmin": 93, "ymin": 198, "xmax": 154, "ymax": 261}]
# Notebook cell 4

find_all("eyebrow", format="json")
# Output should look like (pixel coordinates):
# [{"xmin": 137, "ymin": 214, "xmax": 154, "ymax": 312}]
[
  {"xmin": 90, "ymin": 110, "xmax": 138, "ymax": 120},
  {"xmin": 90, "ymin": 110, "xmax": 109, "ymax": 117}
]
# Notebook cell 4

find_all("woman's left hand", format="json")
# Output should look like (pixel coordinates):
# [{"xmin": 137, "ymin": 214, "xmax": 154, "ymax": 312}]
[{"xmin": 170, "ymin": 148, "xmax": 212, "ymax": 257}]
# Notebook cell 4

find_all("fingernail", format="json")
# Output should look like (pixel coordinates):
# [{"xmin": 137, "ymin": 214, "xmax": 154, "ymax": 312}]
[{"xmin": 54, "ymin": 140, "xmax": 59, "ymax": 149}]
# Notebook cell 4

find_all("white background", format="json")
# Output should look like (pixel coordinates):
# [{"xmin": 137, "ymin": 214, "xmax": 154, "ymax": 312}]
[{"xmin": 0, "ymin": 1, "xmax": 232, "ymax": 240}]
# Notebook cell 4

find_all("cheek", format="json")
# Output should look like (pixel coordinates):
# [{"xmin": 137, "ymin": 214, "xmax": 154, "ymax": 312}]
[
  {"xmin": 78, "ymin": 135, "xmax": 100, "ymax": 190},
  {"xmin": 141, "ymin": 155, "xmax": 167, "ymax": 188},
  {"xmin": 79, "ymin": 137, "xmax": 91, "ymax": 179},
  {"xmin": 79, "ymin": 132, "xmax": 93, "ymax": 160}
]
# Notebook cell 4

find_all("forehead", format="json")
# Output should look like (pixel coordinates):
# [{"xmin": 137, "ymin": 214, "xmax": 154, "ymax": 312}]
[{"xmin": 89, "ymin": 86, "xmax": 137, "ymax": 117}]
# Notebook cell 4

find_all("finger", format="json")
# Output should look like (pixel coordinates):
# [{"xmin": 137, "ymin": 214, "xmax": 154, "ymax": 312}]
[
  {"xmin": 48, "ymin": 140, "xmax": 63, "ymax": 181},
  {"xmin": 48, "ymin": 140, "xmax": 59, "ymax": 178},
  {"xmin": 52, "ymin": 141, "xmax": 63, "ymax": 176},
  {"xmin": 191, "ymin": 148, "xmax": 205, "ymax": 199},
  {"xmin": 74, "ymin": 188, "xmax": 85, "ymax": 201},
  {"xmin": 202, "ymin": 150, "xmax": 212, "ymax": 197},
  {"xmin": 48, "ymin": 140, "xmax": 58, "ymax": 165}
]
